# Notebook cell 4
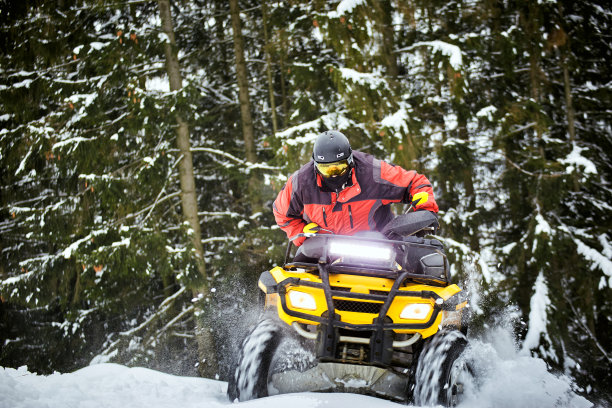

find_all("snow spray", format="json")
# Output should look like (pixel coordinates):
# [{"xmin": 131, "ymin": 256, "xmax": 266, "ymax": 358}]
[{"xmin": 454, "ymin": 259, "xmax": 594, "ymax": 408}]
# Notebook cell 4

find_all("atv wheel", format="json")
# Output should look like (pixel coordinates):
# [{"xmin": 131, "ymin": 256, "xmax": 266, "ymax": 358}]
[
  {"xmin": 227, "ymin": 318, "xmax": 283, "ymax": 401},
  {"xmin": 413, "ymin": 329, "xmax": 471, "ymax": 407}
]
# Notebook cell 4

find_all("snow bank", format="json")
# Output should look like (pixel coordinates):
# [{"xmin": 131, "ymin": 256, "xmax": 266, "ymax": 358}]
[
  {"xmin": 0, "ymin": 364, "xmax": 404, "ymax": 408},
  {"xmin": 0, "ymin": 332, "xmax": 594, "ymax": 408},
  {"xmin": 0, "ymin": 364, "xmax": 225, "ymax": 408},
  {"xmin": 1, "ymin": 353, "xmax": 595, "ymax": 408}
]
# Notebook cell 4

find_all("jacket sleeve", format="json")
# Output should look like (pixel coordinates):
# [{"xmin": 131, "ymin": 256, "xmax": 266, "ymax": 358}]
[
  {"xmin": 380, "ymin": 161, "xmax": 439, "ymax": 213},
  {"xmin": 272, "ymin": 173, "xmax": 308, "ymax": 246}
]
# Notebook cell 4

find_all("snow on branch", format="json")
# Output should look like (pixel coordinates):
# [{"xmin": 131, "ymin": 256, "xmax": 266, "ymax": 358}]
[
  {"xmin": 143, "ymin": 154, "xmax": 184, "ymax": 224},
  {"xmin": 198, "ymin": 211, "xmax": 241, "ymax": 218},
  {"xmin": 201, "ymin": 236, "xmax": 239, "ymax": 245},
  {"xmin": 1, "ymin": 270, "xmax": 34, "ymax": 287},
  {"xmin": 62, "ymin": 229, "xmax": 109, "ymax": 259},
  {"xmin": 521, "ymin": 272, "xmax": 555, "ymax": 361},
  {"xmin": 171, "ymin": 147, "xmax": 281, "ymax": 173},
  {"xmin": 575, "ymin": 239, "xmax": 612, "ymax": 288},
  {"xmin": 275, "ymin": 111, "xmax": 356, "ymax": 146},
  {"xmin": 146, "ymin": 305, "xmax": 195, "ymax": 347},
  {"xmin": 338, "ymin": 67, "xmax": 388, "ymax": 90},
  {"xmin": 52, "ymin": 136, "xmax": 94, "ymax": 151},
  {"xmin": 327, "ymin": 0, "xmax": 367, "ymax": 17},
  {"xmin": 396, "ymin": 41, "xmax": 463, "ymax": 70},
  {"xmin": 3, "ymin": 228, "xmax": 109, "ymax": 288},
  {"xmin": 559, "ymin": 143, "xmax": 597, "ymax": 175}
]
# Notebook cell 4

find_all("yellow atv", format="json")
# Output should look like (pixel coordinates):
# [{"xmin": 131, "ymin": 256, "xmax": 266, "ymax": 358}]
[{"xmin": 227, "ymin": 211, "xmax": 471, "ymax": 406}]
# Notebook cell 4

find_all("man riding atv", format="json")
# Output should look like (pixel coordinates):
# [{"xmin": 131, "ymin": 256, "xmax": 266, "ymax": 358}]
[
  {"xmin": 227, "ymin": 130, "xmax": 472, "ymax": 407},
  {"xmin": 273, "ymin": 130, "xmax": 439, "ymax": 259}
]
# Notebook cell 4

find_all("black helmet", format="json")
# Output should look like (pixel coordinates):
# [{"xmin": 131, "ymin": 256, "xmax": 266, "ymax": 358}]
[
  {"xmin": 312, "ymin": 131, "xmax": 354, "ymax": 192},
  {"xmin": 312, "ymin": 130, "xmax": 353, "ymax": 165}
]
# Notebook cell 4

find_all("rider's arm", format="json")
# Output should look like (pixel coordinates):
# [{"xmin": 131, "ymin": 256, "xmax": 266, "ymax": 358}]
[
  {"xmin": 379, "ymin": 161, "xmax": 439, "ymax": 213},
  {"xmin": 273, "ymin": 173, "xmax": 308, "ymax": 246}
]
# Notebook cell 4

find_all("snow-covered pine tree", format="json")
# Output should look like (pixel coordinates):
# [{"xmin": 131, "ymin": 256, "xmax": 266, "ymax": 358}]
[
  {"xmin": 1, "ymin": 0, "xmax": 610, "ymax": 399},
  {"xmin": 474, "ymin": 0, "xmax": 612, "ymax": 396},
  {"xmin": 1, "ymin": 0, "xmax": 205, "ymax": 374}
]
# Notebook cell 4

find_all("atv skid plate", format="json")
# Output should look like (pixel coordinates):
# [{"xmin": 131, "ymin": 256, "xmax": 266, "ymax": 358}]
[{"xmin": 269, "ymin": 362, "xmax": 410, "ymax": 402}]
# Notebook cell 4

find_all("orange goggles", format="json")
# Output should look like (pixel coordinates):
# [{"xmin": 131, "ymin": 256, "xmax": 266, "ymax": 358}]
[{"xmin": 315, "ymin": 160, "xmax": 349, "ymax": 178}]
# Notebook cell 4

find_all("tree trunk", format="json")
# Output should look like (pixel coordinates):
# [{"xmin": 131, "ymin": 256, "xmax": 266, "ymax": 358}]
[
  {"xmin": 261, "ymin": 0, "xmax": 278, "ymax": 136},
  {"xmin": 157, "ymin": 0, "xmax": 218, "ymax": 378},
  {"xmin": 458, "ymin": 114, "xmax": 479, "ymax": 252},
  {"xmin": 555, "ymin": 4, "xmax": 579, "ymax": 193},
  {"xmin": 562, "ymin": 56, "xmax": 576, "ymax": 144},
  {"xmin": 561, "ymin": 50, "xmax": 579, "ymax": 192},
  {"xmin": 229, "ymin": 0, "xmax": 257, "ymax": 164},
  {"xmin": 279, "ymin": 35, "xmax": 289, "ymax": 128},
  {"xmin": 229, "ymin": 0, "xmax": 261, "ymax": 210},
  {"xmin": 372, "ymin": 0, "xmax": 399, "ymax": 78},
  {"xmin": 214, "ymin": 2, "xmax": 231, "ymax": 83},
  {"xmin": 523, "ymin": 5, "xmax": 545, "ymax": 156}
]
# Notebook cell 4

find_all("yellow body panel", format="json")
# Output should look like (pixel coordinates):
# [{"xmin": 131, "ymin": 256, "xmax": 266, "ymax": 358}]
[{"xmin": 264, "ymin": 266, "xmax": 463, "ymax": 340}]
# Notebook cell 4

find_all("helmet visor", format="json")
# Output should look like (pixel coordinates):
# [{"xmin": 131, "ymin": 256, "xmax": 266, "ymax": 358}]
[{"xmin": 315, "ymin": 160, "xmax": 349, "ymax": 178}]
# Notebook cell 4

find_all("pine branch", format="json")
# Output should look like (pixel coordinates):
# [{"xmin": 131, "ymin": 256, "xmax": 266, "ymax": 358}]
[
  {"xmin": 97, "ymin": 286, "xmax": 188, "ymax": 358},
  {"xmin": 562, "ymin": 288, "xmax": 611, "ymax": 364},
  {"xmin": 143, "ymin": 153, "xmax": 184, "ymax": 223},
  {"xmin": 145, "ymin": 304, "xmax": 195, "ymax": 347},
  {"xmin": 168, "ymin": 147, "xmax": 281, "ymax": 172},
  {"xmin": 502, "ymin": 153, "xmax": 565, "ymax": 179},
  {"xmin": 118, "ymin": 191, "xmax": 181, "ymax": 225}
]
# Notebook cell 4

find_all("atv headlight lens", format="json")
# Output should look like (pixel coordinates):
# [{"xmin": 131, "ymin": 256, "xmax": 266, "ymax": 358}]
[
  {"xmin": 328, "ymin": 240, "xmax": 394, "ymax": 264},
  {"xmin": 288, "ymin": 290, "xmax": 317, "ymax": 311},
  {"xmin": 400, "ymin": 303, "xmax": 432, "ymax": 320}
]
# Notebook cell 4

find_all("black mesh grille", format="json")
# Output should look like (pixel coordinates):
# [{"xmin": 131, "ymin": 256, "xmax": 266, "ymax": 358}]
[{"xmin": 334, "ymin": 299, "xmax": 383, "ymax": 314}]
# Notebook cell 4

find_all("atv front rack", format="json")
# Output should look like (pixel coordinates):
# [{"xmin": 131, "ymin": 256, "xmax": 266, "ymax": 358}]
[
  {"xmin": 273, "ymin": 266, "xmax": 451, "ymax": 331},
  {"xmin": 260, "ymin": 261, "xmax": 465, "ymax": 366},
  {"xmin": 310, "ymin": 265, "xmax": 447, "ymax": 365},
  {"xmin": 264, "ymin": 234, "xmax": 462, "ymax": 366}
]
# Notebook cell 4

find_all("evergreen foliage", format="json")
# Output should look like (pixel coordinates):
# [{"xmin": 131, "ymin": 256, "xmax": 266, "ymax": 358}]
[{"xmin": 1, "ymin": 0, "xmax": 610, "ymax": 400}]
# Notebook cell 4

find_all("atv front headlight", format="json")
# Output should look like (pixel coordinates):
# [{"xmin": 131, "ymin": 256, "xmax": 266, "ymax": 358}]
[
  {"xmin": 288, "ymin": 290, "xmax": 317, "ymax": 311},
  {"xmin": 328, "ymin": 240, "xmax": 394, "ymax": 265},
  {"xmin": 399, "ymin": 303, "xmax": 432, "ymax": 320}
]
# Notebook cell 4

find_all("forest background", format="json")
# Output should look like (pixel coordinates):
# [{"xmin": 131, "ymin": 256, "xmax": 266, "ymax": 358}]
[{"xmin": 1, "ymin": 0, "xmax": 610, "ymax": 402}]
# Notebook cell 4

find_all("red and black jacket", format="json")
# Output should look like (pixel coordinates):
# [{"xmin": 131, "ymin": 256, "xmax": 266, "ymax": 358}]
[{"xmin": 273, "ymin": 151, "xmax": 439, "ymax": 246}]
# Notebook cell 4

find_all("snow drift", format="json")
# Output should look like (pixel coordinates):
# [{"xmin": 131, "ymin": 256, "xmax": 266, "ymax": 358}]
[{"xmin": 1, "ymin": 326, "xmax": 595, "ymax": 408}]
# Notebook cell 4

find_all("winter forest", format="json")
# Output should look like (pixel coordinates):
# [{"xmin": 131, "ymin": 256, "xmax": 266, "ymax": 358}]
[{"xmin": 0, "ymin": 0, "xmax": 610, "ymax": 403}]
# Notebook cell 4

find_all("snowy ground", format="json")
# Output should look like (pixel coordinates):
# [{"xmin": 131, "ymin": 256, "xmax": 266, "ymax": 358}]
[{"xmin": 1, "ymin": 327, "xmax": 599, "ymax": 408}]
